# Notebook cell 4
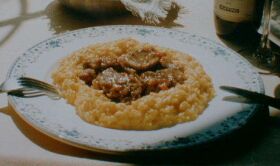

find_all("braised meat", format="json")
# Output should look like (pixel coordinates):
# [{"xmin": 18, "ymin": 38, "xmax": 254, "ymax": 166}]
[
  {"xmin": 92, "ymin": 68, "xmax": 143, "ymax": 102},
  {"xmin": 79, "ymin": 48, "xmax": 186, "ymax": 103},
  {"xmin": 118, "ymin": 47, "xmax": 162, "ymax": 71},
  {"xmin": 84, "ymin": 56, "xmax": 119, "ymax": 71},
  {"xmin": 78, "ymin": 68, "xmax": 96, "ymax": 86},
  {"xmin": 141, "ymin": 68, "xmax": 185, "ymax": 94}
]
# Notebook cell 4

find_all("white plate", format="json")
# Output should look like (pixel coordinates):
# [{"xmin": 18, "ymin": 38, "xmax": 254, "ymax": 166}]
[{"xmin": 7, "ymin": 25, "xmax": 264, "ymax": 153}]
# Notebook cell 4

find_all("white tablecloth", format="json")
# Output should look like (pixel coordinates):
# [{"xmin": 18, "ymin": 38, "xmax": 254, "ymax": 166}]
[{"xmin": 0, "ymin": 0, "xmax": 280, "ymax": 165}]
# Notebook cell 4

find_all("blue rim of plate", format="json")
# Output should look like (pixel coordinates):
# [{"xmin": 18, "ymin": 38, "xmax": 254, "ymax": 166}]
[{"xmin": 6, "ymin": 25, "xmax": 265, "ymax": 153}]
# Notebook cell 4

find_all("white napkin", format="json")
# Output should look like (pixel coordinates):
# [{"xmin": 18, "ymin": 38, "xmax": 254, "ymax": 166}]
[{"xmin": 120, "ymin": 0, "xmax": 174, "ymax": 24}]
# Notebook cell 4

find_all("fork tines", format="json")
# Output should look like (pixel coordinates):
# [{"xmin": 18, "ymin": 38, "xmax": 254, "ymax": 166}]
[
  {"xmin": 9, "ymin": 89, "xmax": 46, "ymax": 98},
  {"xmin": 18, "ymin": 77, "xmax": 58, "ymax": 94}
]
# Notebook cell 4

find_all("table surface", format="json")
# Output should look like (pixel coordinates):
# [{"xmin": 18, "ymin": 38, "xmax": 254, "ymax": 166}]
[{"xmin": 1, "ymin": 0, "xmax": 280, "ymax": 165}]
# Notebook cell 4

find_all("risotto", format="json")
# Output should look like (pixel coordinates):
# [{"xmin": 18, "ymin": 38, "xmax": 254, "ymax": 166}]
[{"xmin": 52, "ymin": 38, "xmax": 215, "ymax": 130}]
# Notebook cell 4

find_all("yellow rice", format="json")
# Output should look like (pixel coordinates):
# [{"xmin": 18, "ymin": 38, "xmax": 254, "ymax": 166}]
[{"xmin": 52, "ymin": 38, "xmax": 215, "ymax": 130}]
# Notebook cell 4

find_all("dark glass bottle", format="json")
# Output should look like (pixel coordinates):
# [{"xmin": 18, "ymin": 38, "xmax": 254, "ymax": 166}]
[{"xmin": 214, "ymin": 0, "xmax": 264, "ymax": 38}]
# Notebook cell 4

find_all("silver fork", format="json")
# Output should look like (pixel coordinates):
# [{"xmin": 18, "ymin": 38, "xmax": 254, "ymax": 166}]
[
  {"xmin": 0, "ymin": 78, "xmax": 46, "ymax": 98},
  {"xmin": 8, "ymin": 89, "xmax": 50, "ymax": 98},
  {"xmin": 17, "ymin": 77, "xmax": 61, "ymax": 100},
  {"xmin": 0, "ymin": 77, "xmax": 60, "ymax": 99},
  {"xmin": 18, "ymin": 77, "xmax": 59, "ymax": 93}
]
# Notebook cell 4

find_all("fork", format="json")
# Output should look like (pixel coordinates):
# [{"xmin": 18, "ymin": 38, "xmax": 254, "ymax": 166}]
[
  {"xmin": 18, "ymin": 77, "xmax": 59, "ymax": 94},
  {"xmin": 0, "ymin": 77, "xmax": 60, "ymax": 99},
  {"xmin": 8, "ymin": 89, "xmax": 52, "ymax": 98},
  {"xmin": 17, "ymin": 77, "xmax": 61, "ymax": 100}
]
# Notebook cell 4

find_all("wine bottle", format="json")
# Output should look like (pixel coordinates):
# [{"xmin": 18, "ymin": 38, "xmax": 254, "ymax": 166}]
[{"xmin": 214, "ymin": 0, "xmax": 264, "ymax": 37}]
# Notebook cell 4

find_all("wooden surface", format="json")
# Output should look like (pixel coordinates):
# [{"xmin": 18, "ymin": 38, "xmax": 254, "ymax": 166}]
[{"xmin": 0, "ymin": 0, "xmax": 280, "ymax": 165}]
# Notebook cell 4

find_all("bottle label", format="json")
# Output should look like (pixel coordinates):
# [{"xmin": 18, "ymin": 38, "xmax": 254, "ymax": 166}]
[{"xmin": 215, "ymin": 0, "xmax": 256, "ymax": 22}]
